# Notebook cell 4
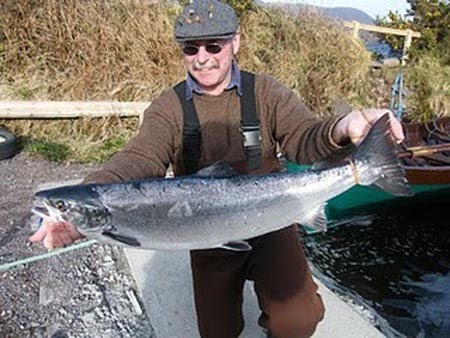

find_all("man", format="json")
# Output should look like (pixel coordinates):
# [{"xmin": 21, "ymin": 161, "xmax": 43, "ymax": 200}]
[{"xmin": 30, "ymin": 1, "xmax": 404, "ymax": 337}]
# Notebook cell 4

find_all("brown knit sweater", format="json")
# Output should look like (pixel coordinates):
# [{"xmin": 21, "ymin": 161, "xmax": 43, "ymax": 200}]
[{"xmin": 84, "ymin": 73, "xmax": 341, "ymax": 184}]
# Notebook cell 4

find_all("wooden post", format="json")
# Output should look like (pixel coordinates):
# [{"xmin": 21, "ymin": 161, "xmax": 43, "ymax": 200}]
[
  {"xmin": 138, "ymin": 111, "xmax": 144, "ymax": 127},
  {"xmin": 402, "ymin": 29, "xmax": 414, "ymax": 65},
  {"xmin": 352, "ymin": 21, "xmax": 360, "ymax": 38}
]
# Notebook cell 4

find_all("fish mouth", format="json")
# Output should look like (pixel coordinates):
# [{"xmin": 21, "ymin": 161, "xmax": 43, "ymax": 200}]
[
  {"xmin": 31, "ymin": 199, "xmax": 64, "ymax": 222},
  {"xmin": 31, "ymin": 206, "xmax": 50, "ymax": 218}
]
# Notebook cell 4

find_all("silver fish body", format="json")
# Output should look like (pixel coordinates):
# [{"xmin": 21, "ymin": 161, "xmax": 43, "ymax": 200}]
[{"xmin": 32, "ymin": 114, "xmax": 413, "ymax": 250}]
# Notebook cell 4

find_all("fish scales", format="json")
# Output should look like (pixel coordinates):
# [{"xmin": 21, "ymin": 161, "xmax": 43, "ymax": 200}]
[{"xmin": 94, "ymin": 174, "xmax": 312, "ymax": 249}]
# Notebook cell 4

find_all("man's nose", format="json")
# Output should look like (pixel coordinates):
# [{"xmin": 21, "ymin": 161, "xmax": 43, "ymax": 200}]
[{"xmin": 196, "ymin": 46, "xmax": 211, "ymax": 63}]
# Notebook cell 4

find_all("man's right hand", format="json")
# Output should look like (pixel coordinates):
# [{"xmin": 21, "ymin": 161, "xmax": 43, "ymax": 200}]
[{"xmin": 29, "ymin": 216, "xmax": 84, "ymax": 249}]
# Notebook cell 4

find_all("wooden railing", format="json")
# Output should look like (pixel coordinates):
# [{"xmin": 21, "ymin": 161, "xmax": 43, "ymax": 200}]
[{"xmin": 0, "ymin": 101, "xmax": 148, "ymax": 124}]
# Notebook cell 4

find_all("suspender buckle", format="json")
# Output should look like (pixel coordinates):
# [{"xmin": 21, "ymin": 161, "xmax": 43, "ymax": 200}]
[{"xmin": 241, "ymin": 125, "xmax": 261, "ymax": 148}]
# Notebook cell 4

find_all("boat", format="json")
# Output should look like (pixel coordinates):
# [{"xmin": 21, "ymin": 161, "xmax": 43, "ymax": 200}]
[{"xmin": 286, "ymin": 116, "xmax": 450, "ymax": 230}]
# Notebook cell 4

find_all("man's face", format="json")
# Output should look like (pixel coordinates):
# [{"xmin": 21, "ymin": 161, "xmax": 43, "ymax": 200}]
[{"xmin": 181, "ymin": 34, "xmax": 240, "ymax": 95}]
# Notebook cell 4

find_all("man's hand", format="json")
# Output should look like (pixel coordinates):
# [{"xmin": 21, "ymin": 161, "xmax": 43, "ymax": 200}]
[
  {"xmin": 29, "ymin": 216, "xmax": 84, "ymax": 249},
  {"xmin": 332, "ymin": 108, "xmax": 404, "ymax": 146}
]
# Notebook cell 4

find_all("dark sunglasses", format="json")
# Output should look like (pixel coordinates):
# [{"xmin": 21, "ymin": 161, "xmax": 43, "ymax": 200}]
[{"xmin": 182, "ymin": 42, "xmax": 224, "ymax": 56}]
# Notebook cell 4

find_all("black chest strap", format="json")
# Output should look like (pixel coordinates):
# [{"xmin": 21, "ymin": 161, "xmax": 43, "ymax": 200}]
[
  {"xmin": 240, "ymin": 71, "xmax": 262, "ymax": 171},
  {"xmin": 174, "ymin": 70, "xmax": 261, "ymax": 174},
  {"xmin": 174, "ymin": 81, "xmax": 201, "ymax": 175}
]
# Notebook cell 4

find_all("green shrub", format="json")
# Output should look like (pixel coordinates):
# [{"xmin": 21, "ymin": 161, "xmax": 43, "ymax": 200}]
[
  {"xmin": 405, "ymin": 52, "xmax": 450, "ymax": 121},
  {"xmin": 26, "ymin": 140, "xmax": 70, "ymax": 162}
]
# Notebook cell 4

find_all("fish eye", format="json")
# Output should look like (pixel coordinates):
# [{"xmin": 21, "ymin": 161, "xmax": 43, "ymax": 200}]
[{"xmin": 53, "ymin": 200, "xmax": 68, "ymax": 211}]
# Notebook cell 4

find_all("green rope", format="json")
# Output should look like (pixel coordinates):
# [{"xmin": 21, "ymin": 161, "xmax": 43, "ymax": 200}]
[{"xmin": 0, "ymin": 239, "xmax": 98, "ymax": 272}]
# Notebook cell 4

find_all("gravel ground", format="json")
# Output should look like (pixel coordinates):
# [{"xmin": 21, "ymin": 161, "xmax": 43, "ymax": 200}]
[{"xmin": 0, "ymin": 153, "xmax": 155, "ymax": 338}]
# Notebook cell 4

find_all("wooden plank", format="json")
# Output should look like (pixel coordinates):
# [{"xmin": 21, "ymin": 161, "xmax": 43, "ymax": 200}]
[
  {"xmin": 0, "ymin": 101, "xmax": 149, "ymax": 119},
  {"xmin": 343, "ymin": 21, "xmax": 421, "ymax": 38}
]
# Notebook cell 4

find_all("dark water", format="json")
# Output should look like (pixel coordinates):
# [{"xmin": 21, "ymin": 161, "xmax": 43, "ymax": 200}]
[
  {"xmin": 365, "ymin": 40, "xmax": 399, "ymax": 59},
  {"xmin": 303, "ymin": 192, "xmax": 450, "ymax": 338}
]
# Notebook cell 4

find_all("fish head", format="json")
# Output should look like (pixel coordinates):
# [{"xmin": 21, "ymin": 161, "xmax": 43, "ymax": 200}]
[{"xmin": 32, "ymin": 184, "xmax": 111, "ymax": 234}]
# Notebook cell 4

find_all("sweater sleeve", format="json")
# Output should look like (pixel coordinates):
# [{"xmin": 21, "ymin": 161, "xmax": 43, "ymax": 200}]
[
  {"xmin": 83, "ymin": 89, "xmax": 182, "ymax": 183},
  {"xmin": 257, "ymin": 74, "xmax": 343, "ymax": 165}
]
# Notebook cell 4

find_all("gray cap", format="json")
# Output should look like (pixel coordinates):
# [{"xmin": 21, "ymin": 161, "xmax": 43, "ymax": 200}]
[{"xmin": 174, "ymin": 0, "xmax": 238, "ymax": 42}]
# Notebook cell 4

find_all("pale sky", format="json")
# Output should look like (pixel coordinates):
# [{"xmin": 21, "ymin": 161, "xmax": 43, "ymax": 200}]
[{"xmin": 265, "ymin": 0, "xmax": 409, "ymax": 19}]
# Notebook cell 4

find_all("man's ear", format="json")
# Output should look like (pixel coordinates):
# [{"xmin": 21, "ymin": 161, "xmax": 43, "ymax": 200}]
[{"xmin": 232, "ymin": 30, "xmax": 240, "ymax": 55}]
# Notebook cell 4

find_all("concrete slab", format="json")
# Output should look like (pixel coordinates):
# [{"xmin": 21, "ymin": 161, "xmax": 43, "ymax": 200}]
[{"xmin": 124, "ymin": 249, "xmax": 385, "ymax": 338}]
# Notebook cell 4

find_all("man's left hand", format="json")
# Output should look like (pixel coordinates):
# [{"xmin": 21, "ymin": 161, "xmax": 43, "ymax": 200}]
[{"xmin": 332, "ymin": 108, "xmax": 404, "ymax": 146}]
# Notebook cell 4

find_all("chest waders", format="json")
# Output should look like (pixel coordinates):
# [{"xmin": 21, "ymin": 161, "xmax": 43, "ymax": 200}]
[{"xmin": 174, "ymin": 71, "xmax": 262, "ymax": 174}]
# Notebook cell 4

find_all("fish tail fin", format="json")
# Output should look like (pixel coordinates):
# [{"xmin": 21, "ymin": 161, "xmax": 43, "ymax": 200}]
[{"xmin": 355, "ymin": 113, "xmax": 413, "ymax": 196}]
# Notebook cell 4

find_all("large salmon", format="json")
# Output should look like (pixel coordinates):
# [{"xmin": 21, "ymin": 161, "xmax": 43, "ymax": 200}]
[{"xmin": 31, "ymin": 114, "xmax": 412, "ymax": 250}]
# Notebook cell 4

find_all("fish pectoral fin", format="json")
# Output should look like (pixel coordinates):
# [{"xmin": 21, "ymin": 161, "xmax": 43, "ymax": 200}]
[
  {"xmin": 101, "ymin": 231, "xmax": 141, "ymax": 247},
  {"xmin": 301, "ymin": 204, "xmax": 328, "ymax": 232},
  {"xmin": 219, "ymin": 240, "xmax": 252, "ymax": 251}
]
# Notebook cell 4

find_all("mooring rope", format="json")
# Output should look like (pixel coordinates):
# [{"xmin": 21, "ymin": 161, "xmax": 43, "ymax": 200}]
[{"xmin": 0, "ymin": 239, "xmax": 98, "ymax": 272}]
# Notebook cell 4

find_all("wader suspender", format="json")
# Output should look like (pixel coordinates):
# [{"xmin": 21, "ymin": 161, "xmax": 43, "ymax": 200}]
[
  {"xmin": 174, "ymin": 83, "xmax": 201, "ymax": 175},
  {"xmin": 240, "ymin": 71, "xmax": 262, "ymax": 171},
  {"xmin": 174, "ymin": 71, "xmax": 261, "ymax": 174}
]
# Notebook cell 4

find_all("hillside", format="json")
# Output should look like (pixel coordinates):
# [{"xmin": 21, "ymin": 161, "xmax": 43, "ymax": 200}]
[
  {"xmin": 259, "ymin": 1, "xmax": 374, "ymax": 24},
  {"xmin": 320, "ymin": 7, "xmax": 374, "ymax": 24}
]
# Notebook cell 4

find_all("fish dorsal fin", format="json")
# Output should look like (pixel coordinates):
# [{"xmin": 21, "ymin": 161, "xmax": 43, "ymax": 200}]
[
  {"xmin": 219, "ymin": 240, "xmax": 252, "ymax": 251},
  {"xmin": 193, "ymin": 162, "xmax": 238, "ymax": 178},
  {"xmin": 301, "ymin": 204, "xmax": 328, "ymax": 232}
]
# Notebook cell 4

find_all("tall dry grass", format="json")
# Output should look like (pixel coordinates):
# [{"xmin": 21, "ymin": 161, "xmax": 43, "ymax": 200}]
[
  {"xmin": 0, "ymin": 1, "xmax": 374, "ymax": 162},
  {"xmin": 0, "ymin": 0, "xmax": 185, "ymax": 101},
  {"xmin": 0, "ymin": 1, "xmax": 372, "ymax": 108},
  {"xmin": 239, "ymin": 7, "xmax": 372, "ymax": 115}
]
